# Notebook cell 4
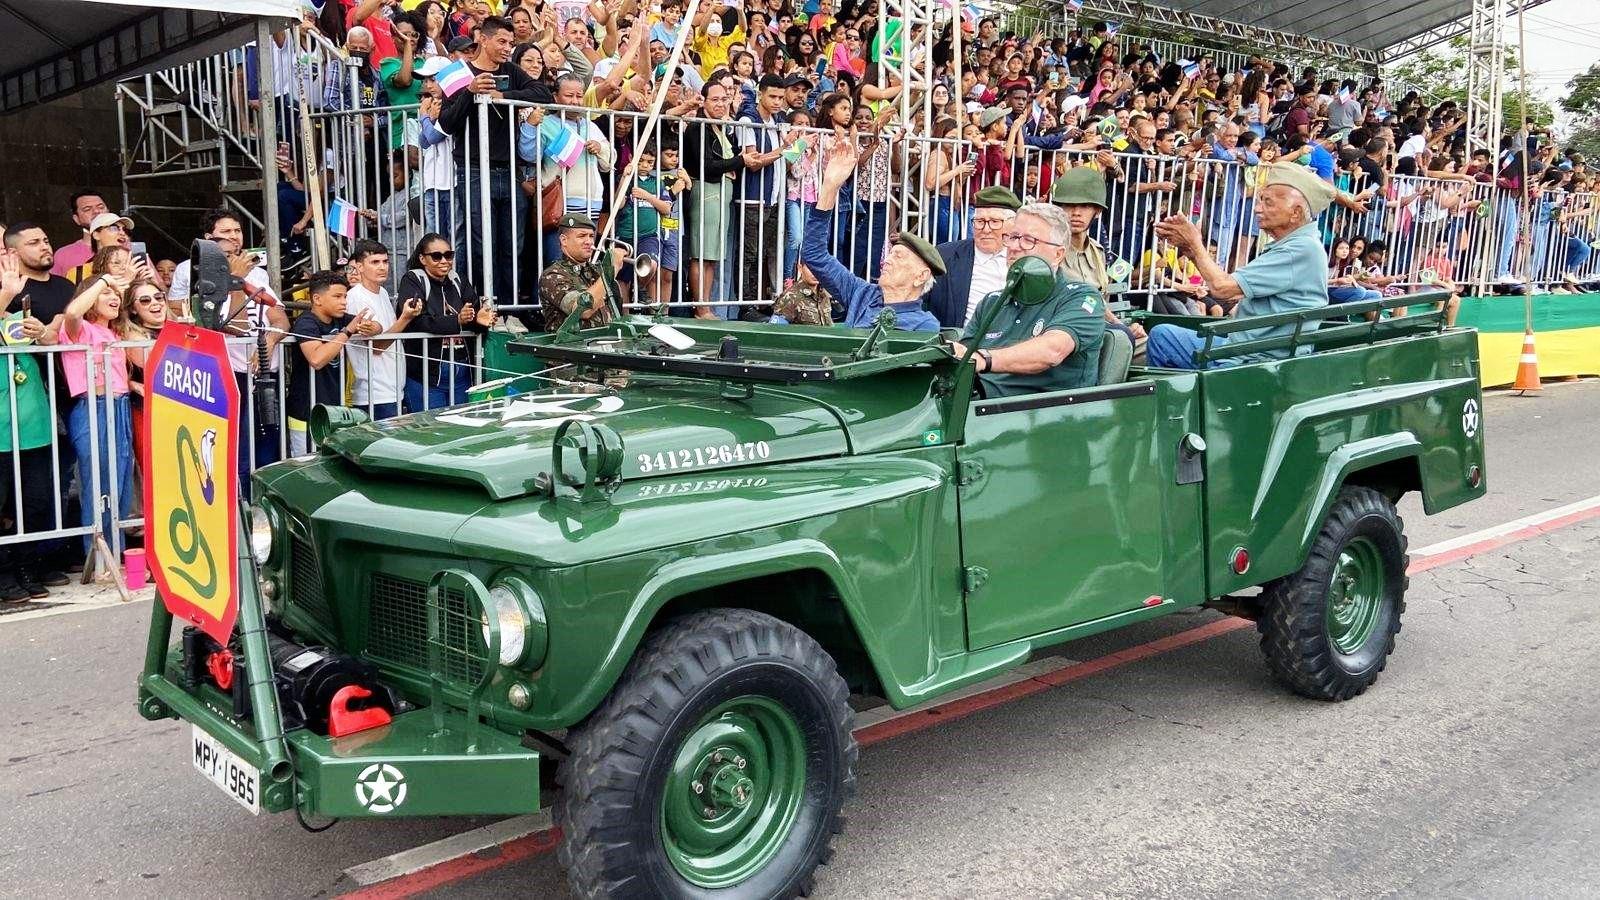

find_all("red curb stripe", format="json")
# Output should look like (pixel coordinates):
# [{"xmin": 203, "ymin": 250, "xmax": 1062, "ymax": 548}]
[
  {"xmin": 1407, "ymin": 503, "xmax": 1600, "ymax": 574},
  {"xmin": 338, "ymin": 503, "xmax": 1600, "ymax": 899}
]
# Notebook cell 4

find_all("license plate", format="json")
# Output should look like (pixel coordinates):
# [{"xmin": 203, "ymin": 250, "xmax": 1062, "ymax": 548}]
[{"xmin": 190, "ymin": 724, "xmax": 261, "ymax": 815}]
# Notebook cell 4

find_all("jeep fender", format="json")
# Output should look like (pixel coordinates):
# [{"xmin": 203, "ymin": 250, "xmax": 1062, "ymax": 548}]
[{"xmin": 1296, "ymin": 433, "xmax": 1422, "ymax": 567}]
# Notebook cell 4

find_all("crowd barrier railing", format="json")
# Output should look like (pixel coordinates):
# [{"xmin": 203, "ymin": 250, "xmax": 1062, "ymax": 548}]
[{"xmin": 300, "ymin": 96, "xmax": 1586, "ymax": 329}]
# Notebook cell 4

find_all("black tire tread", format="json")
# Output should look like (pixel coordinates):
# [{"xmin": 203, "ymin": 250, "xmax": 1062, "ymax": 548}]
[
  {"xmin": 1257, "ymin": 485, "xmax": 1410, "ymax": 701},
  {"xmin": 556, "ymin": 608, "xmax": 857, "ymax": 899}
]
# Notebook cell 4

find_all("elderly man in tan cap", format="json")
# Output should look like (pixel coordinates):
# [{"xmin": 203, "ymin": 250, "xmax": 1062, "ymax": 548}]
[{"xmin": 1145, "ymin": 162, "xmax": 1337, "ymax": 369}]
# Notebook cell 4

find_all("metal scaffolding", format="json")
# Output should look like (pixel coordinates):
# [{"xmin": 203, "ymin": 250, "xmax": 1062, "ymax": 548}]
[{"xmin": 1463, "ymin": 0, "xmax": 1507, "ymax": 157}]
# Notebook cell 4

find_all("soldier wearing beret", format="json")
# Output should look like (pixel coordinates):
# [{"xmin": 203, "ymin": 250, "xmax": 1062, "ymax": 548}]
[
  {"xmin": 803, "ymin": 136, "xmax": 945, "ymax": 332},
  {"xmin": 538, "ymin": 214, "xmax": 627, "ymax": 332},
  {"xmin": 927, "ymin": 185, "xmax": 1022, "ymax": 329}
]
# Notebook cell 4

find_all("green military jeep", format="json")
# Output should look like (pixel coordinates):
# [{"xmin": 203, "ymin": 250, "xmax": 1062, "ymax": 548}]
[{"xmin": 140, "ymin": 263, "xmax": 1484, "ymax": 898}]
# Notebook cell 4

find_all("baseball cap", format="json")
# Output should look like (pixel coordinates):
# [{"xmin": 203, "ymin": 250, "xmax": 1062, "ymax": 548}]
[
  {"xmin": 89, "ymin": 212, "xmax": 134, "ymax": 233},
  {"xmin": 979, "ymin": 107, "xmax": 1009, "ymax": 129},
  {"xmin": 416, "ymin": 56, "xmax": 451, "ymax": 78},
  {"xmin": 446, "ymin": 36, "xmax": 476, "ymax": 53}
]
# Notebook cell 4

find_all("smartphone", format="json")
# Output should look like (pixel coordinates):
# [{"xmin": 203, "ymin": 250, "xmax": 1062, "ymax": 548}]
[
  {"xmin": 493, "ymin": 74, "xmax": 511, "ymax": 92},
  {"xmin": 131, "ymin": 241, "xmax": 149, "ymax": 258}
]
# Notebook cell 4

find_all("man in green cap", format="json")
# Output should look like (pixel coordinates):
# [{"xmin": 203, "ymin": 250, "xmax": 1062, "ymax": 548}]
[
  {"xmin": 538, "ymin": 214, "xmax": 627, "ymax": 332},
  {"xmin": 949, "ymin": 203, "xmax": 1106, "ymax": 396},
  {"xmin": 802, "ymin": 137, "xmax": 945, "ymax": 331},
  {"xmin": 928, "ymin": 185, "xmax": 1021, "ymax": 328},
  {"xmin": 1051, "ymin": 166, "xmax": 1147, "ymax": 355}
]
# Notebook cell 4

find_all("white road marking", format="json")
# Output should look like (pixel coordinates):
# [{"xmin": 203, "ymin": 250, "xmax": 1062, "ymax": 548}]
[
  {"xmin": 343, "ymin": 812, "xmax": 553, "ymax": 886},
  {"xmin": 1411, "ymin": 492, "xmax": 1600, "ymax": 558}
]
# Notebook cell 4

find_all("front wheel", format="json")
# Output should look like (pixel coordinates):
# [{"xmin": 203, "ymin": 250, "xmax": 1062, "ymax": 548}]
[
  {"xmin": 1258, "ymin": 486, "xmax": 1409, "ymax": 701},
  {"xmin": 557, "ymin": 609, "xmax": 856, "ymax": 899}
]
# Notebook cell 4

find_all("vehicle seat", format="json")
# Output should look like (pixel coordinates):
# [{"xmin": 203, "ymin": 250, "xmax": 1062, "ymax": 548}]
[{"xmin": 1097, "ymin": 329, "xmax": 1133, "ymax": 385}]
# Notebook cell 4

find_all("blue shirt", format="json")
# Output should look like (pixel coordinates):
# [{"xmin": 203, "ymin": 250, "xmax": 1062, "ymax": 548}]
[
  {"xmin": 801, "ymin": 206, "xmax": 940, "ymax": 332},
  {"xmin": 1306, "ymin": 143, "xmax": 1335, "ymax": 180},
  {"xmin": 1230, "ymin": 221, "xmax": 1330, "ymax": 362}
]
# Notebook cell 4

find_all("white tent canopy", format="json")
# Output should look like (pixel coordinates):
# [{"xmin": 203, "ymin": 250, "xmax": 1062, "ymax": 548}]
[{"xmin": 1, "ymin": 0, "xmax": 298, "ymax": 113}]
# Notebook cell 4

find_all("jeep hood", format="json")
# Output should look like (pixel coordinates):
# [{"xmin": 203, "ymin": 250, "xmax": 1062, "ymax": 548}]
[{"xmin": 320, "ymin": 380, "xmax": 849, "ymax": 499}]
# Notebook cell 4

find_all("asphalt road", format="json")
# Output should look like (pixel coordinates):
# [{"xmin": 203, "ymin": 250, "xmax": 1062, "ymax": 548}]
[{"xmin": 2, "ymin": 381, "xmax": 1597, "ymax": 900}]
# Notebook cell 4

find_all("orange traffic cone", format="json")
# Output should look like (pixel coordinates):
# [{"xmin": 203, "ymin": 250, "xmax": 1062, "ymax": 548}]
[{"xmin": 1513, "ymin": 328, "xmax": 1541, "ymax": 393}]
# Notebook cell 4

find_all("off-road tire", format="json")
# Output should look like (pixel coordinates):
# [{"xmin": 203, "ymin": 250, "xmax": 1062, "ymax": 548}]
[
  {"xmin": 556, "ymin": 608, "xmax": 857, "ymax": 899},
  {"xmin": 1258, "ymin": 485, "xmax": 1409, "ymax": 701}
]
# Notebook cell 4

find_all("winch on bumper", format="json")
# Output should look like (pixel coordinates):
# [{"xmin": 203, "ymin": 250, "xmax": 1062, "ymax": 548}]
[{"xmin": 138, "ymin": 567, "xmax": 542, "ymax": 819}]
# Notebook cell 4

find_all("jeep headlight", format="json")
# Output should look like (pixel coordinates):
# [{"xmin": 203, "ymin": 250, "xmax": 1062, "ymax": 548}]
[
  {"xmin": 249, "ymin": 501, "xmax": 279, "ymax": 566},
  {"xmin": 481, "ymin": 576, "xmax": 547, "ymax": 669}
]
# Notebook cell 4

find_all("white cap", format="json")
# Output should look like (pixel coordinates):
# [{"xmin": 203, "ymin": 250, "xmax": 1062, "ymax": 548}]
[{"xmin": 416, "ymin": 56, "xmax": 451, "ymax": 77}]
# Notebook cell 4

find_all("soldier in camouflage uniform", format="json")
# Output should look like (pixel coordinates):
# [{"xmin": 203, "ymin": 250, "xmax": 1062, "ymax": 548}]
[
  {"xmin": 539, "ymin": 215, "xmax": 627, "ymax": 332},
  {"xmin": 771, "ymin": 263, "xmax": 835, "ymax": 326}
]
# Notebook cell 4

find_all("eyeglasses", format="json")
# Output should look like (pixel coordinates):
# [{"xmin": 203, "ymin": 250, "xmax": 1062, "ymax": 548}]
[
  {"xmin": 847, "ymin": 33, "xmax": 860, "ymax": 39},
  {"xmin": 422, "ymin": 250, "xmax": 456, "ymax": 261},
  {"xmin": 1001, "ymin": 232, "xmax": 1063, "ymax": 250},
  {"xmin": 972, "ymin": 218, "xmax": 1010, "ymax": 230}
]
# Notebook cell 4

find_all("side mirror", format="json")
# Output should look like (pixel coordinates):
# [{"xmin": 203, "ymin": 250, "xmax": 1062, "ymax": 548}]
[
  {"xmin": 189, "ymin": 239, "xmax": 232, "ymax": 331},
  {"xmin": 1004, "ymin": 254, "xmax": 1057, "ymax": 306}
]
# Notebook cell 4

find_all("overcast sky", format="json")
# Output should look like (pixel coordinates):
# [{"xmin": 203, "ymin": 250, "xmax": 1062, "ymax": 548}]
[{"xmin": 1512, "ymin": 0, "xmax": 1600, "ymax": 109}]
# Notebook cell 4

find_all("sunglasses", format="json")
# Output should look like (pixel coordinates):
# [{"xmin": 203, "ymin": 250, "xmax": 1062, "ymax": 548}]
[
  {"xmin": 422, "ymin": 250, "xmax": 456, "ymax": 261},
  {"xmin": 135, "ymin": 292, "xmax": 166, "ymax": 304}
]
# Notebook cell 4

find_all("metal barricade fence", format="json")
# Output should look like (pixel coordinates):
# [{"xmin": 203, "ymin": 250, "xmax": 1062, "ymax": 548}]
[{"xmin": 298, "ymin": 96, "xmax": 1567, "ymax": 327}]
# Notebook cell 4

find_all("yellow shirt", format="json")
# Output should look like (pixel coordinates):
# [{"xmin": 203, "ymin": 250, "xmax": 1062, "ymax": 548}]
[{"xmin": 692, "ymin": 25, "xmax": 746, "ymax": 77}]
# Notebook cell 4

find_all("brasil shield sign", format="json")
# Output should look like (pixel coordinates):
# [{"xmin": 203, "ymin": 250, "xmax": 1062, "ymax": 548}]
[{"xmin": 143, "ymin": 326, "xmax": 240, "ymax": 644}]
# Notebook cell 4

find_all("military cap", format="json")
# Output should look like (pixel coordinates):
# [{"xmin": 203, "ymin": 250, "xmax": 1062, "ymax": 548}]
[
  {"xmin": 979, "ymin": 106, "xmax": 1010, "ymax": 129},
  {"xmin": 973, "ymin": 185, "xmax": 1022, "ymax": 211},
  {"xmin": 1262, "ymin": 162, "xmax": 1336, "ymax": 215},
  {"xmin": 557, "ymin": 213, "xmax": 597, "ymax": 232},
  {"xmin": 894, "ymin": 232, "xmax": 947, "ymax": 276},
  {"xmin": 1049, "ymin": 166, "xmax": 1107, "ymax": 209}
]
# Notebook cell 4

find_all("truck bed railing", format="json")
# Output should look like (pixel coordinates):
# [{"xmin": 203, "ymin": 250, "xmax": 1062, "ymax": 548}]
[{"xmin": 1183, "ymin": 292, "xmax": 1452, "ymax": 366}]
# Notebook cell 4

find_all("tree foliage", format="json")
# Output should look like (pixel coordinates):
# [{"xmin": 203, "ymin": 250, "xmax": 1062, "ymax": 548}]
[
  {"xmin": 1389, "ymin": 36, "xmax": 1554, "ymax": 132},
  {"xmin": 1559, "ymin": 62, "xmax": 1600, "ymax": 119}
]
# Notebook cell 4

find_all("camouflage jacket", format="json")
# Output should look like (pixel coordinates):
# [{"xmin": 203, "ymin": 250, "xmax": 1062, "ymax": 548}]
[
  {"xmin": 772, "ymin": 283, "xmax": 834, "ymax": 326},
  {"xmin": 539, "ymin": 258, "xmax": 611, "ymax": 332}
]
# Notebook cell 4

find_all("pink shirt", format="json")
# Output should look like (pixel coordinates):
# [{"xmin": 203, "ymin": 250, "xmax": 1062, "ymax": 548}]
[
  {"xmin": 50, "ymin": 239, "xmax": 93, "ymax": 278},
  {"xmin": 62, "ymin": 318, "xmax": 130, "ymax": 398}
]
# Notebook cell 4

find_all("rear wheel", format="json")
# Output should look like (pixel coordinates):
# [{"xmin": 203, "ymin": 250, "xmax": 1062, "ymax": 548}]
[
  {"xmin": 557, "ymin": 609, "xmax": 856, "ymax": 899},
  {"xmin": 1258, "ymin": 486, "xmax": 1409, "ymax": 701}
]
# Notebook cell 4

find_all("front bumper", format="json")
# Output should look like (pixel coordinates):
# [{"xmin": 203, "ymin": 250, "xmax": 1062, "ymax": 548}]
[{"xmin": 140, "ymin": 669, "xmax": 542, "ymax": 818}]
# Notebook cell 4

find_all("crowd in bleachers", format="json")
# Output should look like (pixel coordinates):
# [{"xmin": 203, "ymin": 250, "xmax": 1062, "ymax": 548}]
[{"xmin": 258, "ymin": 0, "xmax": 1599, "ymax": 324}]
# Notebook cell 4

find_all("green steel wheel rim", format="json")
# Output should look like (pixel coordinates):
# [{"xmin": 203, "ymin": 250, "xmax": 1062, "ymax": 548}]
[
  {"xmin": 1326, "ymin": 536, "xmax": 1385, "ymax": 655},
  {"xmin": 660, "ymin": 695, "xmax": 807, "ymax": 889}
]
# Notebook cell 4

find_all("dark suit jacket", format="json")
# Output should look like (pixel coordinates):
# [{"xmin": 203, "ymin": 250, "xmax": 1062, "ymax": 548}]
[{"xmin": 926, "ymin": 239, "xmax": 976, "ymax": 329}]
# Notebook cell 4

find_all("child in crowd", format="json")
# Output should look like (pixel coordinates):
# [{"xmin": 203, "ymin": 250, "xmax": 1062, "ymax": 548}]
[
  {"xmin": 286, "ymin": 270, "xmax": 380, "ymax": 456},
  {"xmin": 655, "ymin": 142, "xmax": 689, "ymax": 310},
  {"xmin": 615, "ymin": 144, "xmax": 675, "ymax": 312}
]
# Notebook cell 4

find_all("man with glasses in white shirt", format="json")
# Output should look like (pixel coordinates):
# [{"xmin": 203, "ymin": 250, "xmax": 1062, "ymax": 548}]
[{"xmin": 927, "ymin": 186, "xmax": 1021, "ymax": 328}]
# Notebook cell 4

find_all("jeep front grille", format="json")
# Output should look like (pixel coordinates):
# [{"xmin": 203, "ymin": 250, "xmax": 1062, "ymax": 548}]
[
  {"xmin": 288, "ymin": 535, "xmax": 332, "ymax": 626},
  {"xmin": 367, "ymin": 573, "xmax": 483, "ymax": 683}
]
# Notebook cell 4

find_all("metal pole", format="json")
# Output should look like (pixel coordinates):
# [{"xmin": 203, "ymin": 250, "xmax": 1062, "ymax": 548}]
[
  {"xmin": 258, "ymin": 19, "xmax": 283, "ymax": 289},
  {"xmin": 476, "ymin": 97, "xmax": 495, "ymax": 302},
  {"xmin": 1513, "ymin": 4, "xmax": 1535, "ymax": 330}
]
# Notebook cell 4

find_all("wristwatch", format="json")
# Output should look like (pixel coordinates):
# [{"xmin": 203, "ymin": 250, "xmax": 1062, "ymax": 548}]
[{"xmin": 977, "ymin": 349, "xmax": 993, "ymax": 373}]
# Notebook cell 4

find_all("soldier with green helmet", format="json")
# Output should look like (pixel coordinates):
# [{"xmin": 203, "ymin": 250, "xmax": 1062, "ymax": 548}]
[{"xmin": 1050, "ymin": 167, "xmax": 1147, "ymax": 357}]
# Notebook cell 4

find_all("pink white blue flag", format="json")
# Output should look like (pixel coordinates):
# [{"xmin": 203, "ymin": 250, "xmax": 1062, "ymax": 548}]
[
  {"xmin": 1337, "ymin": 86, "xmax": 1352, "ymax": 104},
  {"xmin": 539, "ymin": 117, "xmax": 587, "ymax": 169},
  {"xmin": 328, "ymin": 197, "xmax": 358, "ymax": 238},
  {"xmin": 1065, "ymin": 0, "xmax": 1082, "ymax": 11},
  {"xmin": 961, "ymin": 3, "xmax": 980, "ymax": 26},
  {"xmin": 1180, "ymin": 58, "xmax": 1199, "ymax": 78},
  {"xmin": 1105, "ymin": 21, "xmax": 1120, "ymax": 37},
  {"xmin": 435, "ymin": 60, "xmax": 474, "ymax": 98}
]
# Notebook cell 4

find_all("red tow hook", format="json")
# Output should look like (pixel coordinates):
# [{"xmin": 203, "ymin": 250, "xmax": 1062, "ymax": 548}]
[
  {"xmin": 206, "ymin": 649, "xmax": 235, "ymax": 691},
  {"xmin": 328, "ymin": 685, "xmax": 393, "ymax": 737}
]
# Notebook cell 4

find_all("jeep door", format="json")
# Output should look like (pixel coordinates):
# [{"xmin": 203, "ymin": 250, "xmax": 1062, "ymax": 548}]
[{"xmin": 955, "ymin": 381, "xmax": 1173, "ymax": 649}]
